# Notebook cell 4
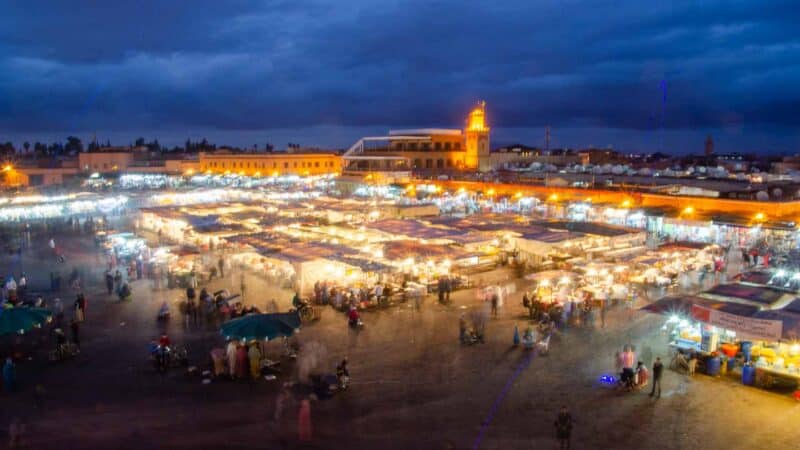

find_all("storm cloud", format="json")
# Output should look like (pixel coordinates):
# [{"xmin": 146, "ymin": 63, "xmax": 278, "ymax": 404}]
[{"xmin": 0, "ymin": 0, "xmax": 799, "ymax": 152}]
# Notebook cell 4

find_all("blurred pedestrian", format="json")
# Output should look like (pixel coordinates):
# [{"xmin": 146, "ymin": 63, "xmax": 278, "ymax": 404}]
[
  {"xmin": 240, "ymin": 274, "xmax": 247, "ymax": 300},
  {"xmin": 17, "ymin": 274, "xmax": 26, "ymax": 300},
  {"xmin": 248, "ymin": 342, "xmax": 262, "ymax": 379},
  {"xmin": 298, "ymin": 398, "xmax": 312, "ymax": 442},
  {"xmin": 218, "ymin": 257, "xmax": 225, "ymax": 278},
  {"xmin": 113, "ymin": 270, "xmax": 122, "ymax": 293},
  {"xmin": 34, "ymin": 384, "xmax": 46, "ymax": 413},
  {"xmin": 650, "ymin": 357, "xmax": 663, "ymax": 399},
  {"xmin": 274, "ymin": 387, "xmax": 289, "ymax": 421},
  {"xmin": 236, "ymin": 342, "xmax": 248, "ymax": 379},
  {"xmin": 105, "ymin": 271, "xmax": 114, "ymax": 295},
  {"xmin": 8, "ymin": 418, "xmax": 24, "ymax": 448},
  {"xmin": 554, "ymin": 406, "xmax": 573, "ymax": 450},
  {"xmin": 52, "ymin": 298, "xmax": 64, "ymax": 328},
  {"xmin": 74, "ymin": 293, "xmax": 86, "ymax": 323},
  {"xmin": 226, "ymin": 340, "xmax": 237, "ymax": 378},
  {"xmin": 70, "ymin": 319, "xmax": 80, "ymax": 351},
  {"xmin": 490, "ymin": 293, "xmax": 498, "ymax": 318},
  {"xmin": 3, "ymin": 357, "xmax": 16, "ymax": 392}
]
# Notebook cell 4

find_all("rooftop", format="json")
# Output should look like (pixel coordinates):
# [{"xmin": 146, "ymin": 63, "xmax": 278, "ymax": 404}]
[{"xmin": 389, "ymin": 129, "xmax": 462, "ymax": 137}]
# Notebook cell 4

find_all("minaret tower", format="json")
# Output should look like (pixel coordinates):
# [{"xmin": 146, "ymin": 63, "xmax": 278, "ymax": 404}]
[{"xmin": 465, "ymin": 101, "xmax": 490, "ymax": 171}]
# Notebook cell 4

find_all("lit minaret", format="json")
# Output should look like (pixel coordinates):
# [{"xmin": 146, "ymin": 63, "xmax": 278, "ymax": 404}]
[{"xmin": 465, "ymin": 101, "xmax": 490, "ymax": 171}]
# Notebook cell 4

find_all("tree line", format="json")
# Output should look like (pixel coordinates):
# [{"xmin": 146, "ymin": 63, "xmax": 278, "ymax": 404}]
[{"xmin": 0, "ymin": 137, "xmax": 281, "ymax": 157}]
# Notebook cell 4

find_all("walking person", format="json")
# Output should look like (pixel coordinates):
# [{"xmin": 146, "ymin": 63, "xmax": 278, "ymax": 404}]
[
  {"xmin": 297, "ymin": 398, "xmax": 312, "ymax": 442},
  {"xmin": 17, "ymin": 274, "xmax": 26, "ymax": 301},
  {"xmin": 248, "ymin": 342, "xmax": 262, "ymax": 380},
  {"xmin": 34, "ymin": 384, "xmax": 47, "ymax": 414},
  {"xmin": 490, "ymin": 292, "xmax": 498, "ymax": 318},
  {"xmin": 274, "ymin": 386, "xmax": 289, "ymax": 421},
  {"xmin": 3, "ymin": 357, "xmax": 17, "ymax": 393},
  {"xmin": 105, "ymin": 271, "xmax": 114, "ymax": 295},
  {"xmin": 650, "ymin": 357, "xmax": 664, "ymax": 399},
  {"xmin": 113, "ymin": 270, "xmax": 122, "ymax": 293},
  {"xmin": 186, "ymin": 285, "xmax": 198, "ymax": 325},
  {"xmin": 70, "ymin": 319, "xmax": 80, "ymax": 351},
  {"xmin": 226, "ymin": 340, "xmax": 237, "ymax": 378},
  {"xmin": 554, "ymin": 406, "xmax": 573, "ymax": 450},
  {"xmin": 8, "ymin": 418, "xmax": 24, "ymax": 448},
  {"xmin": 74, "ymin": 293, "xmax": 87, "ymax": 323},
  {"xmin": 240, "ymin": 274, "xmax": 247, "ymax": 301},
  {"xmin": 236, "ymin": 342, "xmax": 248, "ymax": 379},
  {"xmin": 218, "ymin": 257, "xmax": 225, "ymax": 278}
]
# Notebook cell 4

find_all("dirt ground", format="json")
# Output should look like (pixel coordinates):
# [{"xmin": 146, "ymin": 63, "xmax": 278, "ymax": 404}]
[{"xmin": 1, "ymin": 228, "xmax": 798, "ymax": 450}]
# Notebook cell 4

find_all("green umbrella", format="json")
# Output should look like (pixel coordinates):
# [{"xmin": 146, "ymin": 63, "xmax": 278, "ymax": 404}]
[
  {"xmin": 0, "ymin": 307, "xmax": 52, "ymax": 336},
  {"xmin": 220, "ymin": 312, "xmax": 301, "ymax": 342}
]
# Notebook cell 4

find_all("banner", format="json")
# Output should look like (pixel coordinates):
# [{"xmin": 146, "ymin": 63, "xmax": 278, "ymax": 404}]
[{"xmin": 691, "ymin": 305, "xmax": 783, "ymax": 341}]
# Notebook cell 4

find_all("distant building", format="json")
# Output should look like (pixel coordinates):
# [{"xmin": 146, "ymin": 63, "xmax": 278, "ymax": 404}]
[
  {"xmin": 705, "ymin": 135, "xmax": 714, "ymax": 156},
  {"xmin": 489, "ymin": 145, "xmax": 585, "ymax": 169},
  {"xmin": 198, "ymin": 150, "xmax": 341, "ymax": 176},
  {"xmin": 343, "ymin": 101, "xmax": 492, "ymax": 177},
  {"xmin": 577, "ymin": 148, "xmax": 623, "ymax": 165},
  {"xmin": 7, "ymin": 147, "xmax": 198, "ymax": 187}
]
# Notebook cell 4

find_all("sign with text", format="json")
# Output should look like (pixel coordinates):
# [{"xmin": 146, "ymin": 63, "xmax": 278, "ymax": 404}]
[{"xmin": 691, "ymin": 305, "xmax": 783, "ymax": 341}]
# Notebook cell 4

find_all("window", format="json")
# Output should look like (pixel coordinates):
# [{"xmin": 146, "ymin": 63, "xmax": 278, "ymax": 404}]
[
  {"xmin": 395, "ymin": 142, "xmax": 404, "ymax": 150},
  {"xmin": 425, "ymin": 159, "xmax": 432, "ymax": 168},
  {"xmin": 273, "ymin": 163, "xmax": 277, "ymax": 168},
  {"xmin": 315, "ymin": 162, "xmax": 320, "ymax": 168},
  {"xmin": 437, "ymin": 159, "xmax": 444, "ymax": 169},
  {"xmin": 444, "ymin": 142, "xmax": 451, "ymax": 150},
  {"xmin": 455, "ymin": 142, "xmax": 461, "ymax": 150},
  {"xmin": 435, "ymin": 142, "xmax": 442, "ymax": 150},
  {"xmin": 422, "ymin": 143, "xmax": 430, "ymax": 151},
  {"xmin": 103, "ymin": 163, "xmax": 108, "ymax": 169},
  {"xmin": 414, "ymin": 159, "xmax": 421, "ymax": 168},
  {"xmin": 294, "ymin": 162, "xmax": 297, "ymax": 168},
  {"xmin": 447, "ymin": 159, "xmax": 452, "ymax": 167},
  {"xmin": 284, "ymin": 162, "xmax": 288, "ymax": 169},
  {"xmin": 409, "ymin": 143, "xmax": 418, "ymax": 150}
]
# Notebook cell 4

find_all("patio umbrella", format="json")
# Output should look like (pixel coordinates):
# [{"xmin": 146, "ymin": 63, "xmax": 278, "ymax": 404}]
[
  {"xmin": 0, "ymin": 307, "xmax": 52, "ymax": 336},
  {"xmin": 220, "ymin": 312, "xmax": 301, "ymax": 342}
]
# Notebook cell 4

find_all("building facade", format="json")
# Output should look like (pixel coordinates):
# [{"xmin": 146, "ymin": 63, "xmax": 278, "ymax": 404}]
[
  {"xmin": 198, "ymin": 151, "xmax": 341, "ymax": 176},
  {"xmin": 343, "ymin": 101, "xmax": 492, "ymax": 175}
]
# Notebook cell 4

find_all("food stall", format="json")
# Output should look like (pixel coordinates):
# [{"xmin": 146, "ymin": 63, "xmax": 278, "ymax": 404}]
[{"xmin": 644, "ymin": 284, "xmax": 800, "ymax": 390}]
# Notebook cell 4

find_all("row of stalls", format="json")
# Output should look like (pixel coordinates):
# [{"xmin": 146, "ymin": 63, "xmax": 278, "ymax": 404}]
[
  {"xmin": 559, "ymin": 198, "xmax": 800, "ymax": 252},
  {"xmin": 644, "ymin": 273, "xmax": 800, "ymax": 391}
]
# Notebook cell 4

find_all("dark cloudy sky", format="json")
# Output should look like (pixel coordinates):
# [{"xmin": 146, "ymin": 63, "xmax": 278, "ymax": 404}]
[{"xmin": 1, "ymin": 0, "xmax": 799, "ymax": 153}]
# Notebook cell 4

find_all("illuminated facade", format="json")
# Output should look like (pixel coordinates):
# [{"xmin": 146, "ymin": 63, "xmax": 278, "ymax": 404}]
[
  {"xmin": 466, "ymin": 101, "xmax": 491, "ymax": 171},
  {"xmin": 198, "ymin": 151, "xmax": 341, "ymax": 176},
  {"xmin": 344, "ymin": 101, "xmax": 492, "ymax": 173}
]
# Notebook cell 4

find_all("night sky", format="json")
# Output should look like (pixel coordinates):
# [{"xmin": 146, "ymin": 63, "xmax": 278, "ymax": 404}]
[{"xmin": 1, "ymin": 0, "xmax": 799, "ymax": 153}]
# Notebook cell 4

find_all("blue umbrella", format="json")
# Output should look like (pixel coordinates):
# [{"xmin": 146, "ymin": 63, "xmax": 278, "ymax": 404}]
[
  {"xmin": 0, "ymin": 307, "xmax": 52, "ymax": 336},
  {"xmin": 220, "ymin": 312, "xmax": 301, "ymax": 342}
]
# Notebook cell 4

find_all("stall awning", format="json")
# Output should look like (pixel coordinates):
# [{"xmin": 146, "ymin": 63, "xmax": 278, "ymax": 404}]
[
  {"xmin": 700, "ymin": 283, "xmax": 792, "ymax": 308},
  {"xmin": 641, "ymin": 295, "xmax": 759, "ymax": 318}
]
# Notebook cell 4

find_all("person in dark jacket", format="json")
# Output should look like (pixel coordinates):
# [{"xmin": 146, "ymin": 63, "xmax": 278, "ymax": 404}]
[
  {"xmin": 650, "ymin": 357, "xmax": 663, "ymax": 398},
  {"xmin": 554, "ymin": 406, "xmax": 573, "ymax": 449},
  {"xmin": 105, "ymin": 272, "xmax": 114, "ymax": 295}
]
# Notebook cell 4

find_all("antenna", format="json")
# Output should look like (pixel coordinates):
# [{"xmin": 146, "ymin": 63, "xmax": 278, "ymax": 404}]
[
  {"xmin": 545, "ymin": 126, "xmax": 551, "ymax": 153},
  {"xmin": 659, "ymin": 79, "xmax": 667, "ymax": 153}
]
